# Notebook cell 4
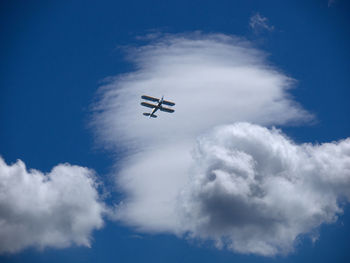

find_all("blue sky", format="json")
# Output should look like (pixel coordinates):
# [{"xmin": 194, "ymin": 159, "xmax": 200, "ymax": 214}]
[{"xmin": 1, "ymin": 0, "xmax": 350, "ymax": 262}]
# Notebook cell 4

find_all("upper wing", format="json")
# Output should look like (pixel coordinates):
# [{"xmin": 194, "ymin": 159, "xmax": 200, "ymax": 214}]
[
  {"xmin": 141, "ymin": 95, "xmax": 160, "ymax": 102},
  {"xmin": 160, "ymin": 106, "xmax": 175, "ymax": 113},
  {"xmin": 162, "ymin": 100, "xmax": 175, "ymax": 106},
  {"xmin": 141, "ymin": 102, "xmax": 157, "ymax": 108}
]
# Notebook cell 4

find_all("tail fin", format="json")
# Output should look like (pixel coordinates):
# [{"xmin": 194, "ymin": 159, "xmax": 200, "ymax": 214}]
[{"xmin": 143, "ymin": 113, "xmax": 157, "ymax": 118}]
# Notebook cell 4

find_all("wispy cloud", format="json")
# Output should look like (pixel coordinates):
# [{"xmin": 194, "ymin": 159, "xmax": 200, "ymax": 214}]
[
  {"xmin": 249, "ymin": 13, "xmax": 274, "ymax": 33},
  {"xmin": 0, "ymin": 157, "xmax": 106, "ymax": 254},
  {"xmin": 92, "ymin": 33, "xmax": 350, "ymax": 256}
]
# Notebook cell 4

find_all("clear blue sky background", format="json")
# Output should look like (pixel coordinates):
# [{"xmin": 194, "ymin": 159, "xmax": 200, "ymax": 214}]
[{"xmin": 1, "ymin": 0, "xmax": 349, "ymax": 262}]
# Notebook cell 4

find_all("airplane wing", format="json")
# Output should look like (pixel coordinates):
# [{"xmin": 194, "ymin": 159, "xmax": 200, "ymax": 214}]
[
  {"xmin": 160, "ymin": 106, "xmax": 175, "ymax": 113},
  {"xmin": 141, "ymin": 102, "xmax": 157, "ymax": 108},
  {"xmin": 141, "ymin": 95, "xmax": 160, "ymax": 102},
  {"xmin": 162, "ymin": 100, "xmax": 175, "ymax": 106}
]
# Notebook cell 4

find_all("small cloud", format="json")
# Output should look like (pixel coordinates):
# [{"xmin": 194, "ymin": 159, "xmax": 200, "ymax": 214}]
[
  {"xmin": 0, "ymin": 157, "xmax": 106, "ymax": 254},
  {"xmin": 249, "ymin": 13, "xmax": 274, "ymax": 33}
]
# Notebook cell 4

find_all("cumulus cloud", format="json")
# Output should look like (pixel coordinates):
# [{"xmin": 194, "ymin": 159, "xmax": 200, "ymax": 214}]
[
  {"xmin": 0, "ymin": 157, "xmax": 106, "ymax": 254},
  {"xmin": 180, "ymin": 123, "xmax": 350, "ymax": 255},
  {"xmin": 249, "ymin": 13, "xmax": 274, "ymax": 33},
  {"xmin": 92, "ymin": 33, "xmax": 349, "ymax": 255}
]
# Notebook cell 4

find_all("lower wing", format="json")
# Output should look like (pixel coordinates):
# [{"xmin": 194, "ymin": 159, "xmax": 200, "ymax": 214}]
[
  {"xmin": 141, "ymin": 102, "xmax": 157, "ymax": 108},
  {"xmin": 160, "ymin": 106, "xmax": 175, "ymax": 113}
]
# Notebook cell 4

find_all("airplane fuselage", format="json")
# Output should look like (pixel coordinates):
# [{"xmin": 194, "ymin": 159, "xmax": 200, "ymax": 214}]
[{"xmin": 150, "ymin": 96, "xmax": 164, "ymax": 118}]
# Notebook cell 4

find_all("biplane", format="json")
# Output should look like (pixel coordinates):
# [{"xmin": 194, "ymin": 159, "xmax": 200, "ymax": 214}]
[{"xmin": 140, "ymin": 95, "xmax": 175, "ymax": 118}]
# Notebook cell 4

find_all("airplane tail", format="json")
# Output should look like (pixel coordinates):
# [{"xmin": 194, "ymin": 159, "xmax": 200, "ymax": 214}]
[{"xmin": 143, "ymin": 113, "xmax": 157, "ymax": 118}]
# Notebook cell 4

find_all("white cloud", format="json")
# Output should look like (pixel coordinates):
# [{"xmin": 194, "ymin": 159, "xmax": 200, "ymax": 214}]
[
  {"xmin": 92, "ymin": 33, "xmax": 349, "ymax": 255},
  {"xmin": 249, "ymin": 13, "xmax": 274, "ymax": 32},
  {"xmin": 0, "ymin": 157, "xmax": 106, "ymax": 254},
  {"xmin": 92, "ymin": 33, "xmax": 309, "ymax": 149},
  {"xmin": 179, "ymin": 123, "xmax": 350, "ymax": 255}
]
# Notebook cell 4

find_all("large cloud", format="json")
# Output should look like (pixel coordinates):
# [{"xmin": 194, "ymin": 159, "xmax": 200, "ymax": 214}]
[
  {"xmin": 92, "ymin": 33, "xmax": 349, "ymax": 255},
  {"xmin": 92, "ymin": 33, "xmax": 311, "ymax": 149},
  {"xmin": 180, "ymin": 123, "xmax": 350, "ymax": 255},
  {"xmin": 0, "ymin": 157, "xmax": 106, "ymax": 253}
]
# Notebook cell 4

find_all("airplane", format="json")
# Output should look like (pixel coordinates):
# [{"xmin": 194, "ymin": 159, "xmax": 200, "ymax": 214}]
[{"xmin": 140, "ymin": 95, "xmax": 175, "ymax": 118}]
